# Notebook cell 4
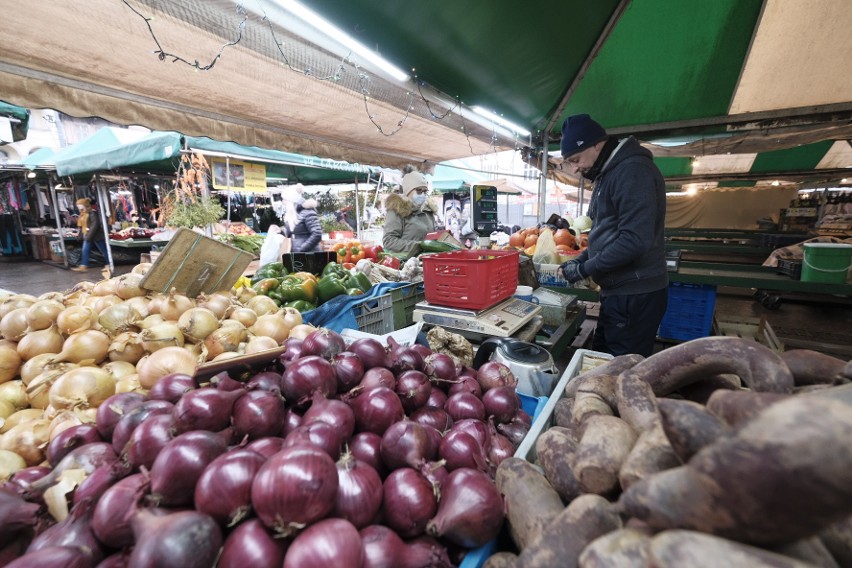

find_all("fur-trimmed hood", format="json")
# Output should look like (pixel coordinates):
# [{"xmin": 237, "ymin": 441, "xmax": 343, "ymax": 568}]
[{"xmin": 384, "ymin": 193, "xmax": 438, "ymax": 217}]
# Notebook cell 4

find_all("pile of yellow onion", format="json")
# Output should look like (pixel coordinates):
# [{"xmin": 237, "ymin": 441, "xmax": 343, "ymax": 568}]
[{"xmin": 0, "ymin": 262, "xmax": 313, "ymax": 480}]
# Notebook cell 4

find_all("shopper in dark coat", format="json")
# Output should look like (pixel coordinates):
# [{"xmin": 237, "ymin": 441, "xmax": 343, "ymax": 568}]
[{"xmin": 290, "ymin": 198, "xmax": 323, "ymax": 252}]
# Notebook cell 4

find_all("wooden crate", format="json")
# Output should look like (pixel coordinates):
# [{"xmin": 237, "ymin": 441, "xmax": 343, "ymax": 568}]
[{"xmin": 713, "ymin": 315, "xmax": 783, "ymax": 352}]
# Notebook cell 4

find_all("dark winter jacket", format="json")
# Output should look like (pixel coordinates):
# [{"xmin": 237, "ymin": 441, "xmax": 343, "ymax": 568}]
[
  {"xmin": 382, "ymin": 193, "xmax": 438, "ymax": 254},
  {"xmin": 575, "ymin": 136, "xmax": 668, "ymax": 297},
  {"xmin": 290, "ymin": 199, "xmax": 323, "ymax": 252},
  {"xmin": 83, "ymin": 210, "xmax": 106, "ymax": 243}
]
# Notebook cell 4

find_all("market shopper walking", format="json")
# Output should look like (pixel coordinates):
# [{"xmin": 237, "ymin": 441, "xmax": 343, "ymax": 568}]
[
  {"xmin": 72, "ymin": 198, "xmax": 110, "ymax": 272},
  {"xmin": 558, "ymin": 114, "xmax": 668, "ymax": 357},
  {"xmin": 289, "ymin": 198, "xmax": 323, "ymax": 253},
  {"xmin": 383, "ymin": 170, "xmax": 438, "ymax": 255}
]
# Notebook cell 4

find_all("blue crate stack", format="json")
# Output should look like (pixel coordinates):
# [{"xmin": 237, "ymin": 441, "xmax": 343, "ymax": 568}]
[{"xmin": 658, "ymin": 282, "xmax": 717, "ymax": 341}]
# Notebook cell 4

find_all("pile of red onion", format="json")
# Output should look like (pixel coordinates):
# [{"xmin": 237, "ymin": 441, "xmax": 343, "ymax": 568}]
[{"xmin": 0, "ymin": 328, "xmax": 533, "ymax": 568}]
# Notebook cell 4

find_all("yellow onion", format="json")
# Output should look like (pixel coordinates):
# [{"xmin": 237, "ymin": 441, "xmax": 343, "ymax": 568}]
[
  {"xmin": 0, "ymin": 295, "xmax": 37, "ymax": 319},
  {"xmin": 92, "ymin": 278, "xmax": 118, "ymax": 297},
  {"xmin": 47, "ymin": 409, "xmax": 84, "ymax": 441},
  {"xmin": 157, "ymin": 291, "xmax": 195, "ymax": 322},
  {"xmin": 115, "ymin": 374, "xmax": 145, "ymax": 394},
  {"xmin": 48, "ymin": 366, "xmax": 116, "ymax": 410},
  {"xmin": 57, "ymin": 305, "xmax": 97, "ymax": 335},
  {"xmin": 131, "ymin": 263, "xmax": 152, "ymax": 276},
  {"xmin": 124, "ymin": 296, "xmax": 151, "ymax": 319},
  {"xmin": 63, "ymin": 284, "xmax": 93, "ymax": 306},
  {"xmin": 0, "ymin": 308, "xmax": 29, "ymax": 341},
  {"xmin": 211, "ymin": 351, "xmax": 241, "ymax": 362},
  {"xmin": 98, "ymin": 302, "xmax": 143, "ymax": 336},
  {"xmin": 0, "ymin": 380, "xmax": 28, "ymax": 411},
  {"xmin": 137, "ymin": 346, "xmax": 198, "ymax": 389},
  {"xmin": 204, "ymin": 325, "xmax": 246, "ymax": 359},
  {"xmin": 16, "ymin": 324, "xmax": 64, "ymax": 360},
  {"xmin": 25, "ymin": 299, "xmax": 66, "ymax": 332},
  {"xmin": 27, "ymin": 363, "xmax": 78, "ymax": 409},
  {"xmin": 74, "ymin": 407, "xmax": 98, "ymax": 423},
  {"xmin": 38, "ymin": 292, "xmax": 65, "ymax": 302},
  {"xmin": 140, "ymin": 314, "xmax": 166, "ymax": 330},
  {"xmin": 245, "ymin": 295, "xmax": 278, "ymax": 316},
  {"xmin": 244, "ymin": 336, "xmax": 280, "ymax": 354},
  {"xmin": 287, "ymin": 324, "xmax": 316, "ymax": 340},
  {"xmin": 51, "ymin": 330, "xmax": 111, "ymax": 364},
  {"xmin": 0, "ymin": 408, "xmax": 44, "ymax": 434},
  {"xmin": 0, "ymin": 418, "xmax": 50, "ymax": 466},
  {"xmin": 178, "ymin": 308, "xmax": 219, "ymax": 343},
  {"xmin": 0, "ymin": 400, "xmax": 15, "ymax": 422},
  {"xmin": 135, "ymin": 354, "xmax": 149, "ymax": 374},
  {"xmin": 183, "ymin": 341, "xmax": 207, "ymax": 361},
  {"xmin": 141, "ymin": 323, "xmax": 184, "ymax": 352},
  {"xmin": 196, "ymin": 292, "xmax": 232, "ymax": 319},
  {"xmin": 86, "ymin": 294, "xmax": 123, "ymax": 315},
  {"xmin": 21, "ymin": 353, "xmax": 57, "ymax": 385},
  {"xmin": 0, "ymin": 449, "xmax": 26, "ymax": 481},
  {"xmin": 250, "ymin": 314, "xmax": 291, "ymax": 344},
  {"xmin": 0, "ymin": 339, "xmax": 16, "ymax": 350},
  {"xmin": 114, "ymin": 273, "xmax": 147, "ymax": 299},
  {"xmin": 280, "ymin": 307, "xmax": 303, "ymax": 329},
  {"xmin": 108, "ymin": 332, "xmax": 146, "ymax": 364},
  {"xmin": 0, "ymin": 345, "xmax": 21, "ymax": 385},
  {"xmin": 228, "ymin": 307, "xmax": 258, "ymax": 328},
  {"xmin": 101, "ymin": 360, "xmax": 138, "ymax": 381},
  {"xmin": 234, "ymin": 286, "xmax": 257, "ymax": 304}
]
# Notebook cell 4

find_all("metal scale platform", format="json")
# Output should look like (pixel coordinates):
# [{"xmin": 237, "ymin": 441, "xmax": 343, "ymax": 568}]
[{"xmin": 412, "ymin": 297, "xmax": 542, "ymax": 342}]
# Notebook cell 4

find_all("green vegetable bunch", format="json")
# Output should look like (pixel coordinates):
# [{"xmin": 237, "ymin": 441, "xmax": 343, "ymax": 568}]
[{"xmin": 166, "ymin": 198, "xmax": 225, "ymax": 230}]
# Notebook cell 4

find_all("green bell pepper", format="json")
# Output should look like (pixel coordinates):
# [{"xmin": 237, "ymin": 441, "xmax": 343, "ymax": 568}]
[
  {"xmin": 279, "ymin": 277, "xmax": 318, "ymax": 304},
  {"xmin": 322, "ymin": 262, "xmax": 347, "ymax": 278},
  {"xmin": 285, "ymin": 300, "xmax": 316, "ymax": 312},
  {"xmin": 252, "ymin": 277, "xmax": 280, "ymax": 295},
  {"xmin": 317, "ymin": 275, "xmax": 347, "ymax": 303}
]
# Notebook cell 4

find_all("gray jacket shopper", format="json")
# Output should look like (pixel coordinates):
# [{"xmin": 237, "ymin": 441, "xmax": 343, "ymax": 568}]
[
  {"xmin": 382, "ymin": 171, "xmax": 438, "ymax": 255},
  {"xmin": 289, "ymin": 198, "xmax": 323, "ymax": 253}
]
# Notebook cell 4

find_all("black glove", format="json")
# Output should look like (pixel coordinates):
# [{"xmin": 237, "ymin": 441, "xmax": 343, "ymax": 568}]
[{"xmin": 560, "ymin": 259, "xmax": 587, "ymax": 283}]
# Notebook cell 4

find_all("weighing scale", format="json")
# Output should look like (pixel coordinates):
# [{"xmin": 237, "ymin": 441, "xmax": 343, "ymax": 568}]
[{"xmin": 413, "ymin": 297, "xmax": 542, "ymax": 341}]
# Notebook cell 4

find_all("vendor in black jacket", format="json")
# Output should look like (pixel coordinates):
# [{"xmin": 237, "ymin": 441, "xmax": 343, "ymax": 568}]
[
  {"xmin": 558, "ymin": 114, "xmax": 668, "ymax": 357},
  {"xmin": 72, "ymin": 198, "xmax": 110, "ymax": 272}
]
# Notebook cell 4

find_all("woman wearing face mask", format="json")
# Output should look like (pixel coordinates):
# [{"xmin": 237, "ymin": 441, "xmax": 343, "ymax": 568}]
[{"xmin": 382, "ymin": 170, "xmax": 438, "ymax": 254}]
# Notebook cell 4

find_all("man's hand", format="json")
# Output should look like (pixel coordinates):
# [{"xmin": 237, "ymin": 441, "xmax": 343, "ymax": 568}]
[{"xmin": 560, "ymin": 259, "xmax": 586, "ymax": 283}]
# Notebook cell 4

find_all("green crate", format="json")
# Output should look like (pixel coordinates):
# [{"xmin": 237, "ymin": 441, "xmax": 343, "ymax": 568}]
[
  {"xmin": 353, "ymin": 293, "xmax": 394, "ymax": 334},
  {"xmin": 390, "ymin": 282, "xmax": 426, "ymax": 329}
]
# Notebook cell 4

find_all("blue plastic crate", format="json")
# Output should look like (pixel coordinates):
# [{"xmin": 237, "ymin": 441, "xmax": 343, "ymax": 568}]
[{"xmin": 658, "ymin": 282, "xmax": 717, "ymax": 341}]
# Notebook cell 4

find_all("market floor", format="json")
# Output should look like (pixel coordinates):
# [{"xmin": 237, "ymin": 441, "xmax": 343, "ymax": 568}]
[{"xmin": 4, "ymin": 259, "xmax": 852, "ymax": 363}]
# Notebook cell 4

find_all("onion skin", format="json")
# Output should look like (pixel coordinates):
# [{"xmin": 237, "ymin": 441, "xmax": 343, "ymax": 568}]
[
  {"xmin": 148, "ymin": 430, "xmax": 228, "ymax": 507},
  {"xmin": 445, "ymin": 392, "xmax": 486, "ymax": 422},
  {"xmin": 380, "ymin": 421, "xmax": 436, "ymax": 470},
  {"xmin": 244, "ymin": 437, "xmax": 286, "ymax": 459},
  {"xmin": 482, "ymin": 386, "xmax": 521, "ymax": 424},
  {"xmin": 349, "ymin": 432, "xmax": 387, "ymax": 478},
  {"xmin": 91, "ymin": 473, "xmax": 147, "ymax": 549},
  {"xmin": 145, "ymin": 373, "xmax": 197, "ymax": 404},
  {"xmin": 360, "ymin": 525, "xmax": 453, "ymax": 568},
  {"xmin": 123, "ymin": 413, "xmax": 175, "ymax": 470},
  {"xmin": 172, "ymin": 387, "xmax": 243, "ymax": 434},
  {"xmin": 426, "ymin": 468, "xmax": 505, "ymax": 548},
  {"xmin": 348, "ymin": 338, "xmax": 388, "ymax": 370},
  {"xmin": 333, "ymin": 453, "xmax": 383, "ymax": 529},
  {"xmin": 395, "ymin": 370, "xmax": 432, "ymax": 414},
  {"xmin": 332, "ymin": 351, "xmax": 365, "ymax": 393},
  {"xmin": 476, "ymin": 360, "xmax": 517, "ymax": 392},
  {"xmin": 381, "ymin": 468, "xmax": 437, "ymax": 538},
  {"xmin": 27, "ymin": 498, "xmax": 104, "ymax": 565},
  {"xmin": 0, "ymin": 488, "xmax": 41, "ymax": 537},
  {"xmin": 72, "ymin": 461, "xmax": 132, "ymax": 507},
  {"xmin": 348, "ymin": 386, "xmax": 405, "ymax": 436},
  {"xmin": 301, "ymin": 328, "xmax": 347, "ymax": 360},
  {"xmin": 46, "ymin": 424, "xmax": 103, "ymax": 467},
  {"xmin": 111, "ymin": 400, "xmax": 174, "ymax": 454},
  {"xmin": 129, "ymin": 508, "xmax": 222, "ymax": 568},
  {"xmin": 194, "ymin": 449, "xmax": 266, "ymax": 527},
  {"xmin": 283, "ymin": 421, "xmax": 346, "ymax": 460},
  {"xmin": 302, "ymin": 391, "xmax": 356, "ymax": 441},
  {"xmin": 232, "ymin": 389, "xmax": 287, "ymax": 440},
  {"xmin": 283, "ymin": 518, "xmax": 363, "ymax": 568},
  {"xmin": 410, "ymin": 406, "xmax": 453, "ymax": 434},
  {"xmin": 439, "ymin": 430, "xmax": 490, "ymax": 474},
  {"xmin": 29, "ymin": 442, "xmax": 118, "ymax": 495},
  {"xmin": 218, "ymin": 518, "xmax": 287, "ymax": 568},
  {"xmin": 281, "ymin": 355, "xmax": 337, "ymax": 405},
  {"xmin": 3, "ymin": 546, "xmax": 89, "ymax": 568}
]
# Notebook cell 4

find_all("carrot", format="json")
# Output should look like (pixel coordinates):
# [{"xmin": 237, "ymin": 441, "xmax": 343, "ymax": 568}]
[
  {"xmin": 495, "ymin": 457, "xmax": 566, "ymax": 551},
  {"xmin": 657, "ymin": 398, "xmax": 726, "ymax": 461}
]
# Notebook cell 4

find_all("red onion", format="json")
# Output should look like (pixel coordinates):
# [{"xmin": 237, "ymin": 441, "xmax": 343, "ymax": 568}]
[
  {"xmin": 283, "ymin": 420, "xmax": 346, "ymax": 459},
  {"xmin": 359, "ymin": 367, "xmax": 396, "ymax": 390},
  {"xmin": 512, "ymin": 407, "xmax": 532, "ymax": 427},
  {"xmin": 252, "ymin": 444, "xmax": 339, "ymax": 537},
  {"xmin": 129, "ymin": 508, "xmax": 222, "ymax": 568},
  {"xmin": 195, "ymin": 448, "xmax": 266, "ymax": 526},
  {"xmin": 148, "ymin": 430, "xmax": 228, "ymax": 506},
  {"xmin": 333, "ymin": 453, "xmax": 383, "ymax": 529},
  {"xmin": 439, "ymin": 430, "xmax": 490, "ymax": 473},
  {"xmin": 27, "ymin": 499, "xmax": 103, "ymax": 565},
  {"xmin": 447, "ymin": 375, "xmax": 482, "ymax": 398},
  {"xmin": 348, "ymin": 338, "xmax": 388, "ymax": 369},
  {"xmin": 282, "ymin": 408, "xmax": 303, "ymax": 436},
  {"xmin": 30, "ymin": 442, "xmax": 118, "ymax": 494},
  {"xmin": 245, "ymin": 436, "xmax": 286, "ymax": 459},
  {"xmin": 302, "ymin": 391, "xmax": 356, "ymax": 440},
  {"xmin": 111, "ymin": 399, "xmax": 174, "ymax": 454},
  {"xmin": 445, "ymin": 392, "xmax": 486, "ymax": 421},
  {"xmin": 95, "ymin": 392, "xmax": 146, "ymax": 441},
  {"xmin": 278, "ymin": 337, "xmax": 305, "ymax": 368},
  {"xmin": 476, "ymin": 360, "xmax": 517, "ymax": 392},
  {"xmin": 172, "ymin": 386, "xmax": 244, "ymax": 434},
  {"xmin": 301, "ymin": 328, "xmax": 347, "ymax": 360},
  {"xmin": 421, "ymin": 459, "xmax": 449, "ymax": 490},
  {"xmin": 218, "ymin": 518, "xmax": 287, "ymax": 568},
  {"xmin": 211, "ymin": 371, "xmax": 245, "ymax": 392},
  {"xmin": 348, "ymin": 386, "xmax": 405, "ymax": 436},
  {"xmin": 332, "ymin": 351, "xmax": 365, "ymax": 392},
  {"xmin": 423, "ymin": 353, "xmax": 461, "ymax": 386},
  {"xmin": 425, "ymin": 388, "xmax": 448, "ymax": 409},
  {"xmin": 0, "ymin": 488, "xmax": 41, "ymax": 536},
  {"xmin": 482, "ymin": 386, "xmax": 521, "ymax": 423},
  {"xmin": 407, "ymin": 536, "xmax": 455, "ymax": 568},
  {"xmin": 427, "ymin": 468, "xmax": 505, "ymax": 547},
  {"xmin": 452, "ymin": 419, "xmax": 492, "ymax": 450},
  {"xmin": 386, "ymin": 337, "xmax": 424, "ymax": 374},
  {"xmin": 410, "ymin": 343, "xmax": 432, "ymax": 360},
  {"xmin": 381, "ymin": 468, "xmax": 437, "ymax": 538},
  {"xmin": 7, "ymin": 465, "xmax": 51, "ymax": 488},
  {"xmin": 283, "ymin": 518, "xmax": 362, "ymax": 568},
  {"xmin": 124, "ymin": 413, "xmax": 175, "ymax": 470},
  {"xmin": 71, "ymin": 461, "xmax": 131, "ymax": 506},
  {"xmin": 380, "ymin": 421, "xmax": 436, "ymax": 470},
  {"xmin": 232, "ymin": 389, "xmax": 286, "ymax": 439},
  {"xmin": 146, "ymin": 372, "xmax": 197, "ymax": 403},
  {"xmin": 349, "ymin": 432, "xmax": 386, "ymax": 478},
  {"xmin": 497, "ymin": 419, "xmax": 530, "ymax": 447},
  {"xmin": 4, "ymin": 546, "xmax": 88, "ymax": 568},
  {"xmin": 410, "ymin": 406, "xmax": 453, "ymax": 433},
  {"xmin": 395, "ymin": 370, "xmax": 432, "ymax": 413},
  {"xmin": 360, "ymin": 525, "xmax": 453, "ymax": 568},
  {"xmin": 94, "ymin": 550, "xmax": 131, "ymax": 568},
  {"xmin": 245, "ymin": 371, "xmax": 283, "ymax": 393},
  {"xmin": 91, "ymin": 473, "xmax": 147, "ymax": 548},
  {"xmin": 281, "ymin": 355, "xmax": 337, "ymax": 404},
  {"xmin": 488, "ymin": 431, "xmax": 515, "ymax": 467}
]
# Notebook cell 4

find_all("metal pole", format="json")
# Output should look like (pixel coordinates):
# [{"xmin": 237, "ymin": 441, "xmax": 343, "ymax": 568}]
[
  {"xmin": 226, "ymin": 156, "xmax": 232, "ymax": 227},
  {"xmin": 49, "ymin": 175, "xmax": 68, "ymax": 268},
  {"xmin": 95, "ymin": 174, "xmax": 115, "ymax": 274},
  {"xmin": 578, "ymin": 177, "xmax": 586, "ymax": 216},
  {"xmin": 354, "ymin": 175, "xmax": 361, "ymax": 238},
  {"xmin": 538, "ymin": 146, "xmax": 548, "ymax": 223}
]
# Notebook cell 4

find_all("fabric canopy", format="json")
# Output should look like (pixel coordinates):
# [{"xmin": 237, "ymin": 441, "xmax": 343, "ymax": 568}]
[{"xmin": 0, "ymin": 100, "xmax": 29, "ymax": 143}]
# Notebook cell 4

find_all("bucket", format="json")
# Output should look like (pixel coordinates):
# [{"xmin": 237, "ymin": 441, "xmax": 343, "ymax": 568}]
[{"xmin": 801, "ymin": 243, "xmax": 852, "ymax": 284}]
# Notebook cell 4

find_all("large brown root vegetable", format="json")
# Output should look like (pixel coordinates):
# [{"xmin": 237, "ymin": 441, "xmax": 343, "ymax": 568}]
[
  {"xmin": 657, "ymin": 398, "xmax": 727, "ymax": 462},
  {"xmin": 675, "ymin": 373, "xmax": 741, "ymax": 405},
  {"xmin": 619, "ymin": 336, "xmax": 794, "ymax": 397},
  {"xmin": 578, "ymin": 528, "xmax": 652, "ymax": 568},
  {"xmin": 618, "ymin": 422, "xmax": 681, "ymax": 490},
  {"xmin": 615, "ymin": 372, "xmax": 660, "ymax": 433},
  {"xmin": 819, "ymin": 515, "xmax": 852, "ymax": 567},
  {"xmin": 535, "ymin": 427, "xmax": 581, "ymax": 502},
  {"xmin": 572, "ymin": 415, "xmax": 637, "ymax": 495},
  {"xmin": 773, "ymin": 537, "xmax": 840, "ymax": 568},
  {"xmin": 496, "ymin": 457, "xmax": 566, "ymax": 551},
  {"xmin": 572, "ymin": 375, "xmax": 618, "ymax": 434},
  {"xmin": 564, "ymin": 354, "xmax": 644, "ymax": 398},
  {"xmin": 619, "ymin": 397, "xmax": 852, "ymax": 546},
  {"xmin": 781, "ymin": 349, "xmax": 848, "ymax": 386},
  {"xmin": 554, "ymin": 397, "xmax": 575, "ymax": 432},
  {"xmin": 483, "ymin": 552, "xmax": 520, "ymax": 568},
  {"xmin": 649, "ymin": 530, "xmax": 821, "ymax": 568},
  {"xmin": 705, "ymin": 389, "xmax": 791, "ymax": 427},
  {"xmin": 517, "ymin": 494, "xmax": 622, "ymax": 568}
]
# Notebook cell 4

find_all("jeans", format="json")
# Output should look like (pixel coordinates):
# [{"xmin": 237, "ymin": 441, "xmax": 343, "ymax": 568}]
[{"xmin": 80, "ymin": 239, "xmax": 109, "ymax": 267}]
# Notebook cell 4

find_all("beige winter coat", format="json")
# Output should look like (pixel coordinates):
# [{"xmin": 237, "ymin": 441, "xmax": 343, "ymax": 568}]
[{"xmin": 382, "ymin": 193, "xmax": 438, "ymax": 254}]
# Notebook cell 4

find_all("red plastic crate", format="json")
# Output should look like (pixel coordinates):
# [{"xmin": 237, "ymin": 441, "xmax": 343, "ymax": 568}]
[{"xmin": 421, "ymin": 249, "xmax": 519, "ymax": 310}]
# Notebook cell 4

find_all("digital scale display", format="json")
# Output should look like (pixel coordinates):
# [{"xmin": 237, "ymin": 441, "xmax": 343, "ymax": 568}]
[
  {"xmin": 413, "ymin": 297, "xmax": 542, "ymax": 339},
  {"xmin": 472, "ymin": 185, "xmax": 498, "ymax": 234}
]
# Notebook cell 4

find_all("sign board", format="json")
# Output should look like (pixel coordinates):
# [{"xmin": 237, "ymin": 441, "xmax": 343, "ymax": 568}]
[
  {"xmin": 140, "ymin": 229, "xmax": 253, "ymax": 297},
  {"xmin": 210, "ymin": 158, "xmax": 267, "ymax": 193},
  {"xmin": 471, "ymin": 185, "xmax": 499, "ymax": 233}
]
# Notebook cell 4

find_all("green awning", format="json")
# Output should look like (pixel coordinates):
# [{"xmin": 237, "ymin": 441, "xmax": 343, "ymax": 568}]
[{"xmin": 0, "ymin": 100, "xmax": 30, "ymax": 143}]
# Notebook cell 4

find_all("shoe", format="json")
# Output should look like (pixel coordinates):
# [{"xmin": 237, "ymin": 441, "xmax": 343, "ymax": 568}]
[{"xmin": 71, "ymin": 265, "xmax": 89, "ymax": 272}]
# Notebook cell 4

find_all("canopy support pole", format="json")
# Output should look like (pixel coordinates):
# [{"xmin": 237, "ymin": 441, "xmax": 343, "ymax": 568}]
[
  {"xmin": 49, "ymin": 174, "xmax": 68, "ymax": 268},
  {"xmin": 95, "ymin": 174, "xmax": 115, "ymax": 275},
  {"xmin": 354, "ymin": 175, "xmax": 361, "ymax": 238},
  {"xmin": 537, "ymin": 146, "xmax": 548, "ymax": 223},
  {"xmin": 226, "ymin": 156, "xmax": 232, "ymax": 227}
]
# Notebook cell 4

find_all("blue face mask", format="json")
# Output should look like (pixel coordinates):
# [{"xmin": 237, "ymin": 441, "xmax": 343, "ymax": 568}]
[{"xmin": 411, "ymin": 194, "xmax": 427, "ymax": 207}]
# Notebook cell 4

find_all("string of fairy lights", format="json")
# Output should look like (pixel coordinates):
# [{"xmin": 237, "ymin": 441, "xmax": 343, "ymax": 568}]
[{"xmin": 120, "ymin": 0, "xmax": 520, "ymax": 156}]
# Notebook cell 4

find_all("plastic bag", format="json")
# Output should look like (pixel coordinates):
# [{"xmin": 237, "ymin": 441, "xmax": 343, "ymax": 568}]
[
  {"xmin": 533, "ymin": 228, "xmax": 559, "ymax": 265},
  {"xmin": 259, "ymin": 230, "xmax": 285, "ymax": 267}
]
